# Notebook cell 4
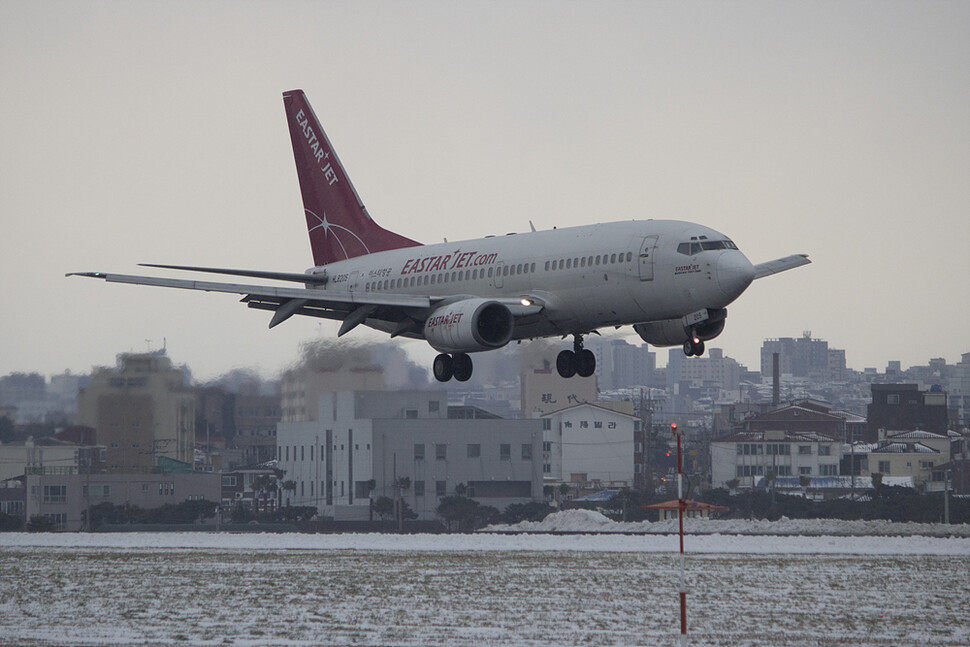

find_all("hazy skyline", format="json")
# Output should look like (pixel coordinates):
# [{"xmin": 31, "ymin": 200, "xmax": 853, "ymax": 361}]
[{"xmin": 2, "ymin": 1, "xmax": 968, "ymax": 381}]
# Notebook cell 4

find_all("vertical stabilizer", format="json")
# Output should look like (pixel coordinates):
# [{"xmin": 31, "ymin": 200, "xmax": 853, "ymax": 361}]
[{"xmin": 283, "ymin": 89, "xmax": 422, "ymax": 266}]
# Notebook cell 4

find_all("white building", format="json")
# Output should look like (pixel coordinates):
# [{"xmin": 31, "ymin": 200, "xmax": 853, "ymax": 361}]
[
  {"xmin": 540, "ymin": 402, "xmax": 639, "ymax": 488},
  {"xmin": 710, "ymin": 430, "xmax": 843, "ymax": 489},
  {"xmin": 277, "ymin": 391, "xmax": 543, "ymax": 520}
]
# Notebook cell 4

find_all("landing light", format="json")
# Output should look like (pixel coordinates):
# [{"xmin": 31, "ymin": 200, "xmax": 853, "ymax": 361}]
[{"xmin": 520, "ymin": 298, "xmax": 532, "ymax": 306}]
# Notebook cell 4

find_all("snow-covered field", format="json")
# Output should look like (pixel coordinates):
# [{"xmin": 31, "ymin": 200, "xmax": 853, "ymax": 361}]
[{"xmin": 2, "ymin": 516, "xmax": 968, "ymax": 647}]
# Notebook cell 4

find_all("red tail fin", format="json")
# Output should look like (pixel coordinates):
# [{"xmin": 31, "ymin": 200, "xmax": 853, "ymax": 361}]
[{"xmin": 283, "ymin": 89, "xmax": 422, "ymax": 266}]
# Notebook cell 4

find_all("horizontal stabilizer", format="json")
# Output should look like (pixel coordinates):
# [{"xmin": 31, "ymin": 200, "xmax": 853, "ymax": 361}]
[{"xmin": 753, "ymin": 254, "xmax": 811, "ymax": 279}]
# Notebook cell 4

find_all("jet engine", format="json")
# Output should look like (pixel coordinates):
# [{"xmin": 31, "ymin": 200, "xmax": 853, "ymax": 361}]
[
  {"xmin": 633, "ymin": 308, "xmax": 727, "ymax": 347},
  {"xmin": 423, "ymin": 299, "xmax": 514, "ymax": 354}
]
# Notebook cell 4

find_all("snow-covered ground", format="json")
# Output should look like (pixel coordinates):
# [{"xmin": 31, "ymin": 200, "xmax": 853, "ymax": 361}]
[
  {"xmin": 2, "ymin": 522, "xmax": 968, "ymax": 647},
  {"xmin": 484, "ymin": 508, "xmax": 970, "ymax": 537}
]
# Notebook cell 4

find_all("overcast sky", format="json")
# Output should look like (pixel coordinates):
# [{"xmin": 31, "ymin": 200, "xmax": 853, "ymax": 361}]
[{"xmin": 2, "ymin": 1, "xmax": 968, "ymax": 381}]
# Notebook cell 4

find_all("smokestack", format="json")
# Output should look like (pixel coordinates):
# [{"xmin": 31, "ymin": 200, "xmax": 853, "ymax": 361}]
[{"xmin": 772, "ymin": 353, "xmax": 780, "ymax": 407}]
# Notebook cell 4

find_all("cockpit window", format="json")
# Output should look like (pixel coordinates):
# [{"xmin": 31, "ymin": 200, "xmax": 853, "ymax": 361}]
[{"xmin": 677, "ymin": 240, "xmax": 738, "ymax": 255}]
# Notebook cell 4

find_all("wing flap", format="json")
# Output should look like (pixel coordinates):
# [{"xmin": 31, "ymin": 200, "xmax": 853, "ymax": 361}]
[{"xmin": 753, "ymin": 254, "xmax": 811, "ymax": 279}]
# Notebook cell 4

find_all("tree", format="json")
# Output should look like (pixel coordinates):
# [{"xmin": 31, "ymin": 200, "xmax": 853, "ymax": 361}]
[
  {"xmin": 281, "ymin": 480, "xmax": 297, "ymax": 505},
  {"xmin": 230, "ymin": 502, "xmax": 256, "ymax": 523},
  {"xmin": 250, "ymin": 474, "xmax": 278, "ymax": 515},
  {"xmin": 436, "ymin": 495, "xmax": 497, "ymax": 531},
  {"xmin": 602, "ymin": 488, "xmax": 653, "ymax": 522},
  {"xmin": 146, "ymin": 500, "xmax": 218, "ymax": 524},
  {"xmin": 372, "ymin": 496, "xmax": 395, "ymax": 520},
  {"xmin": 26, "ymin": 514, "xmax": 55, "ymax": 532},
  {"xmin": 0, "ymin": 511, "xmax": 24, "ymax": 531},
  {"xmin": 277, "ymin": 505, "xmax": 317, "ymax": 523},
  {"xmin": 392, "ymin": 477, "xmax": 413, "ymax": 529}
]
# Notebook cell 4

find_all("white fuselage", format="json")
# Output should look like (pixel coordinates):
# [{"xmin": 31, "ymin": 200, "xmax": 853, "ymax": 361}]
[{"xmin": 306, "ymin": 219, "xmax": 756, "ymax": 341}]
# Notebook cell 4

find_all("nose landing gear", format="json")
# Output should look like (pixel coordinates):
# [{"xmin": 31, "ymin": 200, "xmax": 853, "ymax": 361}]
[
  {"xmin": 683, "ymin": 334, "xmax": 705, "ymax": 357},
  {"xmin": 556, "ymin": 334, "xmax": 596, "ymax": 379}
]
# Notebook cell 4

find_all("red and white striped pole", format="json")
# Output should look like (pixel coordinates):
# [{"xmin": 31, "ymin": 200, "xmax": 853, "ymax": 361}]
[{"xmin": 673, "ymin": 422, "xmax": 688, "ymax": 646}]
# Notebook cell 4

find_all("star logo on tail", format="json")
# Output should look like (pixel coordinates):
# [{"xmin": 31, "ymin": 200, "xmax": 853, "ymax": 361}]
[{"xmin": 306, "ymin": 209, "xmax": 370, "ymax": 260}]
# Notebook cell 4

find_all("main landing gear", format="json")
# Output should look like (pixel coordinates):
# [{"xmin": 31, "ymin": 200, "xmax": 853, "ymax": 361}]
[
  {"xmin": 556, "ymin": 334, "xmax": 596, "ymax": 379},
  {"xmin": 433, "ymin": 353, "xmax": 473, "ymax": 383}
]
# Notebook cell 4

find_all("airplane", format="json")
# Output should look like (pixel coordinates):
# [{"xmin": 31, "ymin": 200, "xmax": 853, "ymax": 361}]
[{"xmin": 70, "ymin": 89, "xmax": 810, "ymax": 383}]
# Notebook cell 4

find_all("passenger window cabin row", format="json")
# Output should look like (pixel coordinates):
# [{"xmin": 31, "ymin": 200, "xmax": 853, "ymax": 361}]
[{"xmin": 364, "ymin": 250, "xmax": 636, "ymax": 292}]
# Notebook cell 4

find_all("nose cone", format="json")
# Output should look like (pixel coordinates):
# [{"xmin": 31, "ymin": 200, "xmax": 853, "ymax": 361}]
[{"xmin": 716, "ymin": 251, "xmax": 755, "ymax": 303}]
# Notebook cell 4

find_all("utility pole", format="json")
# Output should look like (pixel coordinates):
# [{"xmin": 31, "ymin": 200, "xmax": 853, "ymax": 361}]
[
  {"xmin": 944, "ymin": 469, "xmax": 950, "ymax": 524},
  {"xmin": 850, "ymin": 441, "xmax": 856, "ymax": 501},
  {"xmin": 673, "ymin": 422, "xmax": 688, "ymax": 646},
  {"xmin": 639, "ymin": 388, "xmax": 654, "ymax": 491}
]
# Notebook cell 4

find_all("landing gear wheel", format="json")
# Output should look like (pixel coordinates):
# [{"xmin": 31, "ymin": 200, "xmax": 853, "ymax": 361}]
[
  {"xmin": 433, "ymin": 354, "xmax": 454, "ymax": 382},
  {"xmin": 556, "ymin": 349, "xmax": 577, "ymax": 378},
  {"xmin": 575, "ymin": 349, "xmax": 596, "ymax": 378},
  {"xmin": 453, "ymin": 353, "xmax": 473, "ymax": 382},
  {"xmin": 683, "ymin": 339, "xmax": 706, "ymax": 357}
]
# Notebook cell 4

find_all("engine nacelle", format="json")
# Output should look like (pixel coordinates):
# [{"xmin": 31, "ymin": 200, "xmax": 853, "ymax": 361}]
[
  {"xmin": 423, "ymin": 299, "xmax": 514, "ymax": 353},
  {"xmin": 633, "ymin": 308, "xmax": 727, "ymax": 347}
]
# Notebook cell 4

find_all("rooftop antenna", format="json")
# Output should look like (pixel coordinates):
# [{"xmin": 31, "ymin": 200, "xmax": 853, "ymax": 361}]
[{"xmin": 529, "ymin": 220, "xmax": 536, "ymax": 232}]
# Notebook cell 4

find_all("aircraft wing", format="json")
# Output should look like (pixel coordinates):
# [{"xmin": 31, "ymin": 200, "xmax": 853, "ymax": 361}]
[
  {"xmin": 68, "ymin": 271, "xmax": 437, "ymax": 329},
  {"xmin": 753, "ymin": 254, "xmax": 811, "ymax": 279},
  {"xmin": 68, "ymin": 271, "xmax": 545, "ymax": 334}
]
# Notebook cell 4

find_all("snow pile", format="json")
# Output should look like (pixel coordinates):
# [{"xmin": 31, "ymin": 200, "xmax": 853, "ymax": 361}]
[
  {"xmin": 498, "ymin": 508, "xmax": 618, "ymax": 533},
  {"xmin": 483, "ymin": 510, "xmax": 970, "ymax": 537}
]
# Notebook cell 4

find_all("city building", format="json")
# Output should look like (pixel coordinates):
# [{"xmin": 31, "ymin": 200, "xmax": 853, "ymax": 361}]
[
  {"xmin": 736, "ymin": 401, "xmax": 865, "ymax": 442},
  {"xmin": 867, "ymin": 384, "xmax": 950, "ymax": 442},
  {"xmin": 667, "ymin": 347, "xmax": 743, "ymax": 393},
  {"xmin": 219, "ymin": 462, "xmax": 282, "ymax": 512},
  {"xmin": 78, "ymin": 352, "xmax": 196, "ymax": 470},
  {"xmin": 711, "ymin": 430, "xmax": 843, "ymax": 489},
  {"xmin": 24, "ymin": 471, "xmax": 220, "ymax": 531},
  {"xmin": 865, "ymin": 442, "xmax": 940, "ymax": 489},
  {"xmin": 540, "ymin": 402, "xmax": 639, "ymax": 489},
  {"xmin": 0, "ymin": 437, "xmax": 105, "ymax": 482},
  {"xmin": 586, "ymin": 337, "xmax": 657, "ymax": 390},
  {"xmin": 231, "ymin": 394, "xmax": 282, "ymax": 465},
  {"xmin": 281, "ymin": 366, "xmax": 385, "ymax": 422},
  {"xmin": 760, "ymin": 333, "xmax": 845, "ymax": 380},
  {"xmin": 520, "ymin": 365, "xmax": 597, "ymax": 418},
  {"xmin": 276, "ymin": 391, "xmax": 543, "ymax": 521}
]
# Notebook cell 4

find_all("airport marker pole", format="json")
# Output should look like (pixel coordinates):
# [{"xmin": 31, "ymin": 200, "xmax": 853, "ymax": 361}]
[{"xmin": 673, "ymin": 422, "xmax": 687, "ymax": 646}]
